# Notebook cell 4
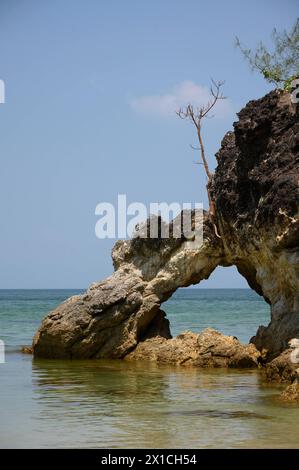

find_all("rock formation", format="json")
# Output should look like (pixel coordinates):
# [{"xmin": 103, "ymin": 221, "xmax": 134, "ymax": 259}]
[
  {"xmin": 280, "ymin": 380, "xmax": 299, "ymax": 403},
  {"xmin": 265, "ymin": 340, "xmax": 299, "ymax": 403},
  {"xmin": 265, "ymin": 348, "xmax": 299, "ymax": 383},
  {"xmin": 125, "ymin": 328, "xmax": 261, "ymax": 368},
  {"xmin": 212, "ymin": 90, "xmax": 299, "ymax": 358},
  {"xmin": 33, "ymin": 214, "xmax": 224, "ymax": 359},
  {"xmin": 33, "ymin": 89, "xmax": 299, "ymax": 388}
]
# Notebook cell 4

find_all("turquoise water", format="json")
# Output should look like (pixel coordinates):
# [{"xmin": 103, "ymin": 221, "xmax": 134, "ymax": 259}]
[
  {"xmin": 0, "ymin": 288, "xmax": 268, "ymax": 350},
  {"xmin": 165, "ymin": 288, "xmax": 269, "ymax": 342},
  {"xmin": 1, "ymin": 289, "xmax": 299, "ymax": 449}
]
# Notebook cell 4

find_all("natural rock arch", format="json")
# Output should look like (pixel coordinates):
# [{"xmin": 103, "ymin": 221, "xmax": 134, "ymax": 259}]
[
  {"xmin": 33, "ymin": 89, "xmax": 299, "ymax": 362},
  {"xmin": 161, "ymin": 265, "xmax": 270, "ymax": 339},
  {"xmin": 33, "ymin": 213, "xmax": 225, "ymax": 359}
]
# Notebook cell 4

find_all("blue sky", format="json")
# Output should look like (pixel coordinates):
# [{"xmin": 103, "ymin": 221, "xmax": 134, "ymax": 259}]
[{"xmin": 0, "ymin": 0, "xmax": 297, "ymax": 288}]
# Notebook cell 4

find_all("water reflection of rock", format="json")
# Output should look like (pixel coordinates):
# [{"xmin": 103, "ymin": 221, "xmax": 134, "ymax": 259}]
[
  {"xmin": 30, "ymin": 359, "xmax": 280, "ymax": 447},
  {"xmin": 32, "ymin": 359, "xmax": 171, "ymax": 404}
]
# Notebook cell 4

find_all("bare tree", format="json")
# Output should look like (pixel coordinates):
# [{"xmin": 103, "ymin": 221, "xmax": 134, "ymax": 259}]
[{"xmin": 177, "ymin": 79, "xmax": 226, "ymax": 238}]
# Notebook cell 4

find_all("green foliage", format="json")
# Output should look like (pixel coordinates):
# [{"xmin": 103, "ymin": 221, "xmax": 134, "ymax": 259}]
[{"xmin": 236, "ymin": 19, "xmax": 299, "ymax": 89}]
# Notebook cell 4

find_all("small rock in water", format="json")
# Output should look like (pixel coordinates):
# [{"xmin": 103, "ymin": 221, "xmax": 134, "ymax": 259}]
[
  {"xmin": 21, "ymin": 346, "xmax": 33, "ymax": 354},
  {"xmin": 280, "ymin": 381, "xmax": 299, "ymax": 404}
]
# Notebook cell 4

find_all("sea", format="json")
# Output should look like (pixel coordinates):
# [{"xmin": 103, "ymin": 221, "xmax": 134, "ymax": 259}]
[{"xmin": 0, "ymin": 288, "xmax": 298, "ymax": 448}]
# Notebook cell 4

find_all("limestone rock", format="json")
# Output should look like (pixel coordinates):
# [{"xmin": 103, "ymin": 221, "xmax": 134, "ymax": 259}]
[
  {"xmin": 280, "ymin": 380, "xmax": 299, "ymax": 404},
  {"xmin": 125, "ymin": 328, "xmax": 261, "ymax": 368},
  {"xmin": 21, "ymin": 346, "xmax": 33, "ymax": 354},
  {"xmin": 212, "ymin": 89, "xmax": 299, "ymax": 357},
  {"xmin": 33, "ymin": 90, "xmax": 299, "ymax": 362},
  {"xmin": 265, "ymin": 349, "xmax": 299, "ymax": 383},
  {"xmin": 33, "ymin": 215, "xmax": 223, "ymax": 359}
]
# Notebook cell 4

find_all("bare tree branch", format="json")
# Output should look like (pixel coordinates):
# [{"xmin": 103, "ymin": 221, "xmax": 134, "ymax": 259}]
[{"xmin": 177, "ymin": 79, "xmax": 226, "ymax": 238}]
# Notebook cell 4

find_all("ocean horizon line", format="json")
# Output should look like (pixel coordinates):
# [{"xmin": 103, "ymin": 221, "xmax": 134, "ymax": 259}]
[{"xmin": 0, "ymin": 287, "xmax": 251, "ymax": 290}]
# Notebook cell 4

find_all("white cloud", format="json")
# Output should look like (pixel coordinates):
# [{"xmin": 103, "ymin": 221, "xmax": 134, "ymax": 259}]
[{"xmin": 129, "ymin": 80, "xmax": 231, "ymax": 118}]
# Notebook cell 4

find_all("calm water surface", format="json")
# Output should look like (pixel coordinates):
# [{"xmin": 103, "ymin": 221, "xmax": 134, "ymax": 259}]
[{"xmin": 0, "ymin": 289, "xmax": 298, "ymax": 448}]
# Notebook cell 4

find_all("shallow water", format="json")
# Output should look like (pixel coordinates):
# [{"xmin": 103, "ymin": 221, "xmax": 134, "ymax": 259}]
[{"xmin": 0, "ymin": 289, "xmax": 298, "ymax": 448}]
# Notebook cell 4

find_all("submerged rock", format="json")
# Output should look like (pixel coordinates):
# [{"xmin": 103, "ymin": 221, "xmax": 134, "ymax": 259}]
[
  {"xmin": 265, "ymin": 349, "xmax": 299, "ymax": 383},
  {"xmin": 125, "ymin": 328, "xmax": 261, "ymax": 368},
  {"xmin": 21, "ymin": 346, "xmax": 33, "ymax": 354},
  {"xmin": 33, "ymin": 90, "xmax": 299, "ymax": 366},
  {"xmin": 280, "ymin": 380, "xmax": 299, "ymax": 404},
  {"xmin": 266, "ymin": 341, "xmax": 299, "ymax": 404}
]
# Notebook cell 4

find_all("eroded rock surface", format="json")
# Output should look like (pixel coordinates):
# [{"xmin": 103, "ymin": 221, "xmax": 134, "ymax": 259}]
[
  {"xmin": 211, "ymin": 90, "xmax": 299, "ymax": 357},
  {"xmin": 33, "ymin": 90, "xmax": 299, "ymax": 366},
  {"xmin": 265, "ymin": 340, "xmax": 299, "ymax": 404},
  {"xmin": 266, "ymin": 349, "xmax": 299, "ymax": 383},
  {"xmin": 126, "ymin": 328, "xmax": 261, "ymax": 368},
  {"xmin": 33, "ymin": 215, "xmax": 224, "ymax": 359},
  {"xmin": 280, "ymin": 380, "xmax": 299, "ymax": 404}
]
